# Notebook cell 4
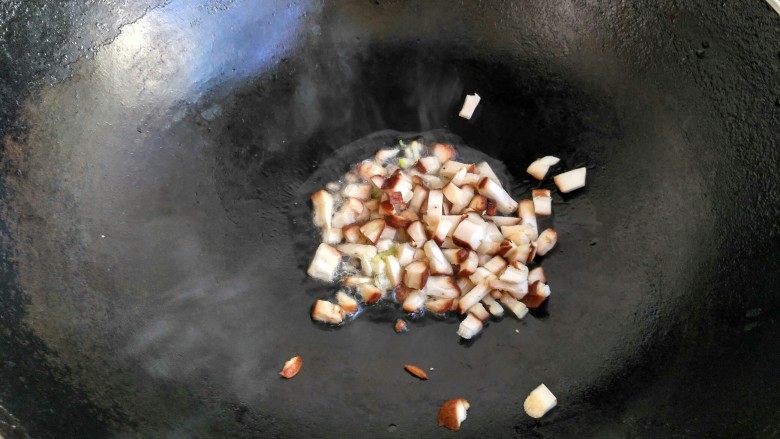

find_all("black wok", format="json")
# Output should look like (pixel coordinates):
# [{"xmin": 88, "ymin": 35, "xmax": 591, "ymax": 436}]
[{"xmin": 0, "ymin": 1, "xmax": 779, "ymax": 437}]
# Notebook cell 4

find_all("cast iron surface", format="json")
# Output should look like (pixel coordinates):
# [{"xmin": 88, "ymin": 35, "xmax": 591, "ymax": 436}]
[{"xmin": 1, "ymin": 1, "xmax": 779, "ymax": 437}]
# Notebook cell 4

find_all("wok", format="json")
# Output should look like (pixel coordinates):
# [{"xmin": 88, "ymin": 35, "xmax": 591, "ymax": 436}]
[{"xmin": 1, "ymin": 1, "xmax": 779, "ymax": 437}]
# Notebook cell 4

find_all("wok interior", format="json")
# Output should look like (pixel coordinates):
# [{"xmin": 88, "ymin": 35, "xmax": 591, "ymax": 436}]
[{"xmin": 1, "ymin": 1, "xmax": 778, "ymax": 437}]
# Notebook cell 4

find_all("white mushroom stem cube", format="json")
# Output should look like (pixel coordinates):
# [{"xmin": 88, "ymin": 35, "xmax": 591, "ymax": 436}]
[
  {"xmin": 356, "ymin": 161, "xmax": 387, "ymax": 180},
  {"xmin": 424, "ymin": 240, "xmax": 453, "ymax": 275},
  {"xmin": 481, "ymin": 295, "xmax": 505, "ymax": 317},
  {"xmin": 477, "ymin": 162, "xmax": 501, "ymax": 186},
  {"xmin": 402, "ymin": 290, "xmax": 425, "ymax": 313},
  {"xmin": 457, "ymin": 280, "xmax": 491, "ymax": 314},
  {"xmin": 488, "ymin": 277, "xmax": 528, "ymax": 299},
  {"xmin": 426, "ymin": 190, "xmax": 444, "ymax": 228},
  {"xmin": 359, "ymin": 218, "xmax": 386, "ymax": 244},
  {"xmin": 423, "ymin": 276, "xmax": 462, "ymax": 299},
  {"xmin": 468, "ymin": 302, "xmax": 490, "ymax": 321},
  {"xmin": 311, "ymin": 190, "xmax": 334, "ymax": 231},
  {"xmin": 311, "ymin": 300, "xmax": 345, "ymax": 324},
  {"xmin": 335, "ymin": 291, "xmax": 359, "ymax": 314},
  {"xmin": 332, "ymin": 198, "xmax": 365, "ymax": 229},
  {"xmin": 415, "ymin": 155, "xmax": 442, "ymax": 174},
  {"xmin": 456, "ymin": 313, "xmax": 484, "ymax": 339},
  {"xmin": 458, "ymin": 93, "xmax": 481, "ymax": 119},
  {"xmin": 518, "ymin": 200, "xmax": 538, "ymax": 235},
  {"xmin": 409, "ymin": 185, "xmax": 429, "ymax": 213},
  {"xmin": 382, "ymin": 169, "xmax": 414, "ymax": 202},
  {"xmin": 532, "ymin": 189, "xmax": 552, "ymax": 216},
  {"xmin": 482, "ymin": 255, "xmax": 507, "ymax": 274},
  {"xmin": 528, "ymin": 266, "xmax": 547, "ymax": 284},
  {"xmin": 526, "ymin": 156, "xmax": 560, "ymax": 180},
  {"xmin": 452, "ymin": 217, "xmax": 487, "ymax": 251},
  {"xmin": 524, "ymin": 384, "xmax": 557, "ymax": 419},
  {"xmin": 477, "ymin": 177, "xmax": 518, "ymax": 214},
  {"xmin": 402, "ymin": 260, "xmax": 430, "ymax": 290},
  {"xmin": 342, "ymin": 183, "xmax": 373, "ymax": 200},
  {"xmin": 499, "ymin": 264, "xmax": 529, "ymax": 284},
  {"xmin": 397, "ymin": 243, "xmax": 416, "ymax": 266},
  {"xmin": 358, "ymin": 283, "xmax": 383, "ymax": 304},
  {"xmin": 307, "ymin": 243, "xmax": 342, "ymax": 282},
  {"xmin": 430, "ymin": 143, "xmax": 456, "ymax": 163},
  {"xmin": 385, "ymin": 255, "xmax": 403, "ymax": 287},
  {"xmin": 457, "ymin": 251, "xmax": 479, "ymax": 277},
  {"xmin": 425, "ymin": 298, "xmax": 456, "ymax": 314},
  {"xmin": 406, "ymin": 220, "xmax": 428, "ymax": 247},
  {"xmin": 500, "ymin": 293, "xmax": 529, "ymax": 319},
  {"xmin": 553, "ymin": 167, "xmax": 587, "ymax": 193},
  {"xmin": 440, "ymin": 161, "xmax": 473, "ymax": 178},
  {"xmin": 535, "ymin": 228, "xmax": 558, "ymax": 256}
]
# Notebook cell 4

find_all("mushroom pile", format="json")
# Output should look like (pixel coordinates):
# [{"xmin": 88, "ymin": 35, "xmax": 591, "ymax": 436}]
[{"xmin": 306, "ymin": 139, "xmax": 585, "ymax": 340}]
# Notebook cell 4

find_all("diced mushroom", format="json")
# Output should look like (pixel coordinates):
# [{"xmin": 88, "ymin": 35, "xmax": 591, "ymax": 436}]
[
  {"xmin": 478, "ymin": 177, "xmax": 518, "ymax": 214},
  {"xmin": 307, "ymin": 243, "xmax": 342, "ymax": 282},
  {"xmin": 415, "ymin": 156, "xmax": 442, "ymax": 174},
  {"xmin": 359, "ymin": 218, "xmax": 386, "ymax": 244},
  {"xmin": 477, "ymin": 162, "xmax": 502, "ymax": 186},
  {"xmin": 402, "ymin": 290, "xmax": 425, "ymax": 313},
  {"xmin": 458, "ymin": 92, "xmax": 481, "ymax": 119},
  {"xmin": 430, "ymin": 143, "xmax": 456, "ymax": 163},
  {"xmin": 397, "ymin": 243, "xmax": 416, "ymax": 266},
  {"xmin": 311, "ymin": 190, "xmax": 334, "ymax": 231},
  {"xmin": 518, "ymin": 200, "xmax": 538, "ymax": 236},
  {"xmin": 358, "ymin": 283, "xmax": 383, "ymax": 304},
  {"xmin": 528, "ymin": 266, "xmax": 547, "ymax": 284},
  {"xmin": 488, "ymin": 278, "xmax": 529, "ymax": 299},
  {"xmin": 532, "ymin": 189, "xmax": 552, "ymax": 216},
  {"xmin": 481, "ymin": 295, "xmax": 505, "ymax": 317},
  {"xmin": 385, "ymin": 255, "xmax": 403, "ymax": 287},
  {"xmin": 321, "ymin": 228, "xmax": 343, "ymax": 245},
  {"xmin": 332, "ymin": 198, "xmax": 365, "ymax": 229},
  {"xmin": 553, "ymin": 167, "xmax": 587, "ymax": 193},
  {"xmin": 311, "ymin": 300, "xmax": 345, "ymax": 324},
  {"xmin": 379, "ymin": 225, "xmax": 397, "ymax": 241},
  {"xmin": 457, "ymin": 250, "xmax": 479, "ymax": 277},
  {"xmin": 457, "ymin": 280, "xmax": 491, "ymax": 314},
  {"xmin": 394, "ymin": 284, "xmax": 412, "ymax": 303},
  {"xmin": 375, "ymin": 239, "xmax": 394, "ymax": 253},
  {"xmin": 456, "ymin": 314, "xmax": 484, "ymax": 339},
  {"xmin": 482, "ymin": 255, "xmax": 508, "ymax": 274},
  {"xmin": 469, "ymin": 267, "xmax": 496, "ymax": 284},
  {"xmin": 521, "ymin": 281, "xmax": 550, "ymax": 308},
  {"xmin": 382, "ymin": 169, "xmax": 414, "ymax": 202},
  {"xmin": 424, "ymin": 240, "xmax": 453, "ymax": 275},
  {"xmin": 402, "ymin": 260, "xmax": 430, "ymax": 290},
  {"xmin": 500, "ymin": 293, "xmax": 529, "ymax": 319},
  {"xmin": 535, "ymin": 228, "xmax": 558, "ymax": 256},
  {"xmin": 356, "ymin": 161, "xmax": 387, "ymax": 180},
  {"xmin": 526, "ymin": 156, "xmax": 560, "ymax": 180},
  {"xmin": 456, "ymin": 276, "xmax": 475, "ymax": 293},
  {"xmin": 467, "ymin": 194, "xmax": 488, "ymax": 213},
  {"xmin": 387, "ymin": 191, "xmax": 408, "ymax": 213},
  {"xmin": 369, "ymin": 175, "xmax": 385, "ymax": 189},
  {"xmin": 375, "ymin": 148, "xmax": 400, "ymax": 163},
  {"xmin": 499, "ymin": 264, "xmax": 529, "ymax": 284},
  {"xmin": 423, "ymin": 276, "xmax": 461, "ymax": 299},
  {"xmin": 438, "ymin": 398, "xmax": 470, "ymax": 431},
  {"xmin": 343, "ymin": 224, "xmax": 364, "ymax": 243},
  {"xmin": 432, "ymin": 215, "xmax": 462, "ymax": 245},
  {"xmin": 452, "ymin": 218, "xmax": 487, "ymax": 251},
  {"xmin": 426, "ymin": 190, "xmax": 443, "ymax": 228},
  {"xmin": 342, "ymin": 183, "xmax": 373, "ymax": 200},
  {"xmin": 335, "ymin": 291, "xmax": 359, "ymax": 314},
  {"xmin": 409, "ymin": 185, "xmax": 429, "ymax": 213},
  {"xmin": 394, "ymin": 318, "xmax": 408, "ymax": 333},
  {"xmin": 442, "ymin": 181, "xmax": 469, "ymax": 207},
  {"xmin": 524, "ymin": 384, "xmax": 557, "ymax": 419},
  {"xmin": 406, "ymin": 221, "xmax": 428, "ymax": 247},
  {"xmin": 386, "ymin": 214, "xmax": 412, "ymax": 229},
  {"xmin": 485, "ymin": 216, "xmax": 521, "ymax": 226},
  {"xmin": 425, "ymin": 298, "xmax": 456, "ymax": 314},
  {"xmin": 342, "ymin": 275, "xmax": 372, "ymax": 286},
  {"xmin": 411, "ymin": 171, "xmax": 447, "ymax": 189},
  {"xmin": 440, "ymin": 161, "xmax": 473, "ymax": 179},
  {"xmin": 469, "ymin": 302, "xmax": 490, "ymax": 321}
]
